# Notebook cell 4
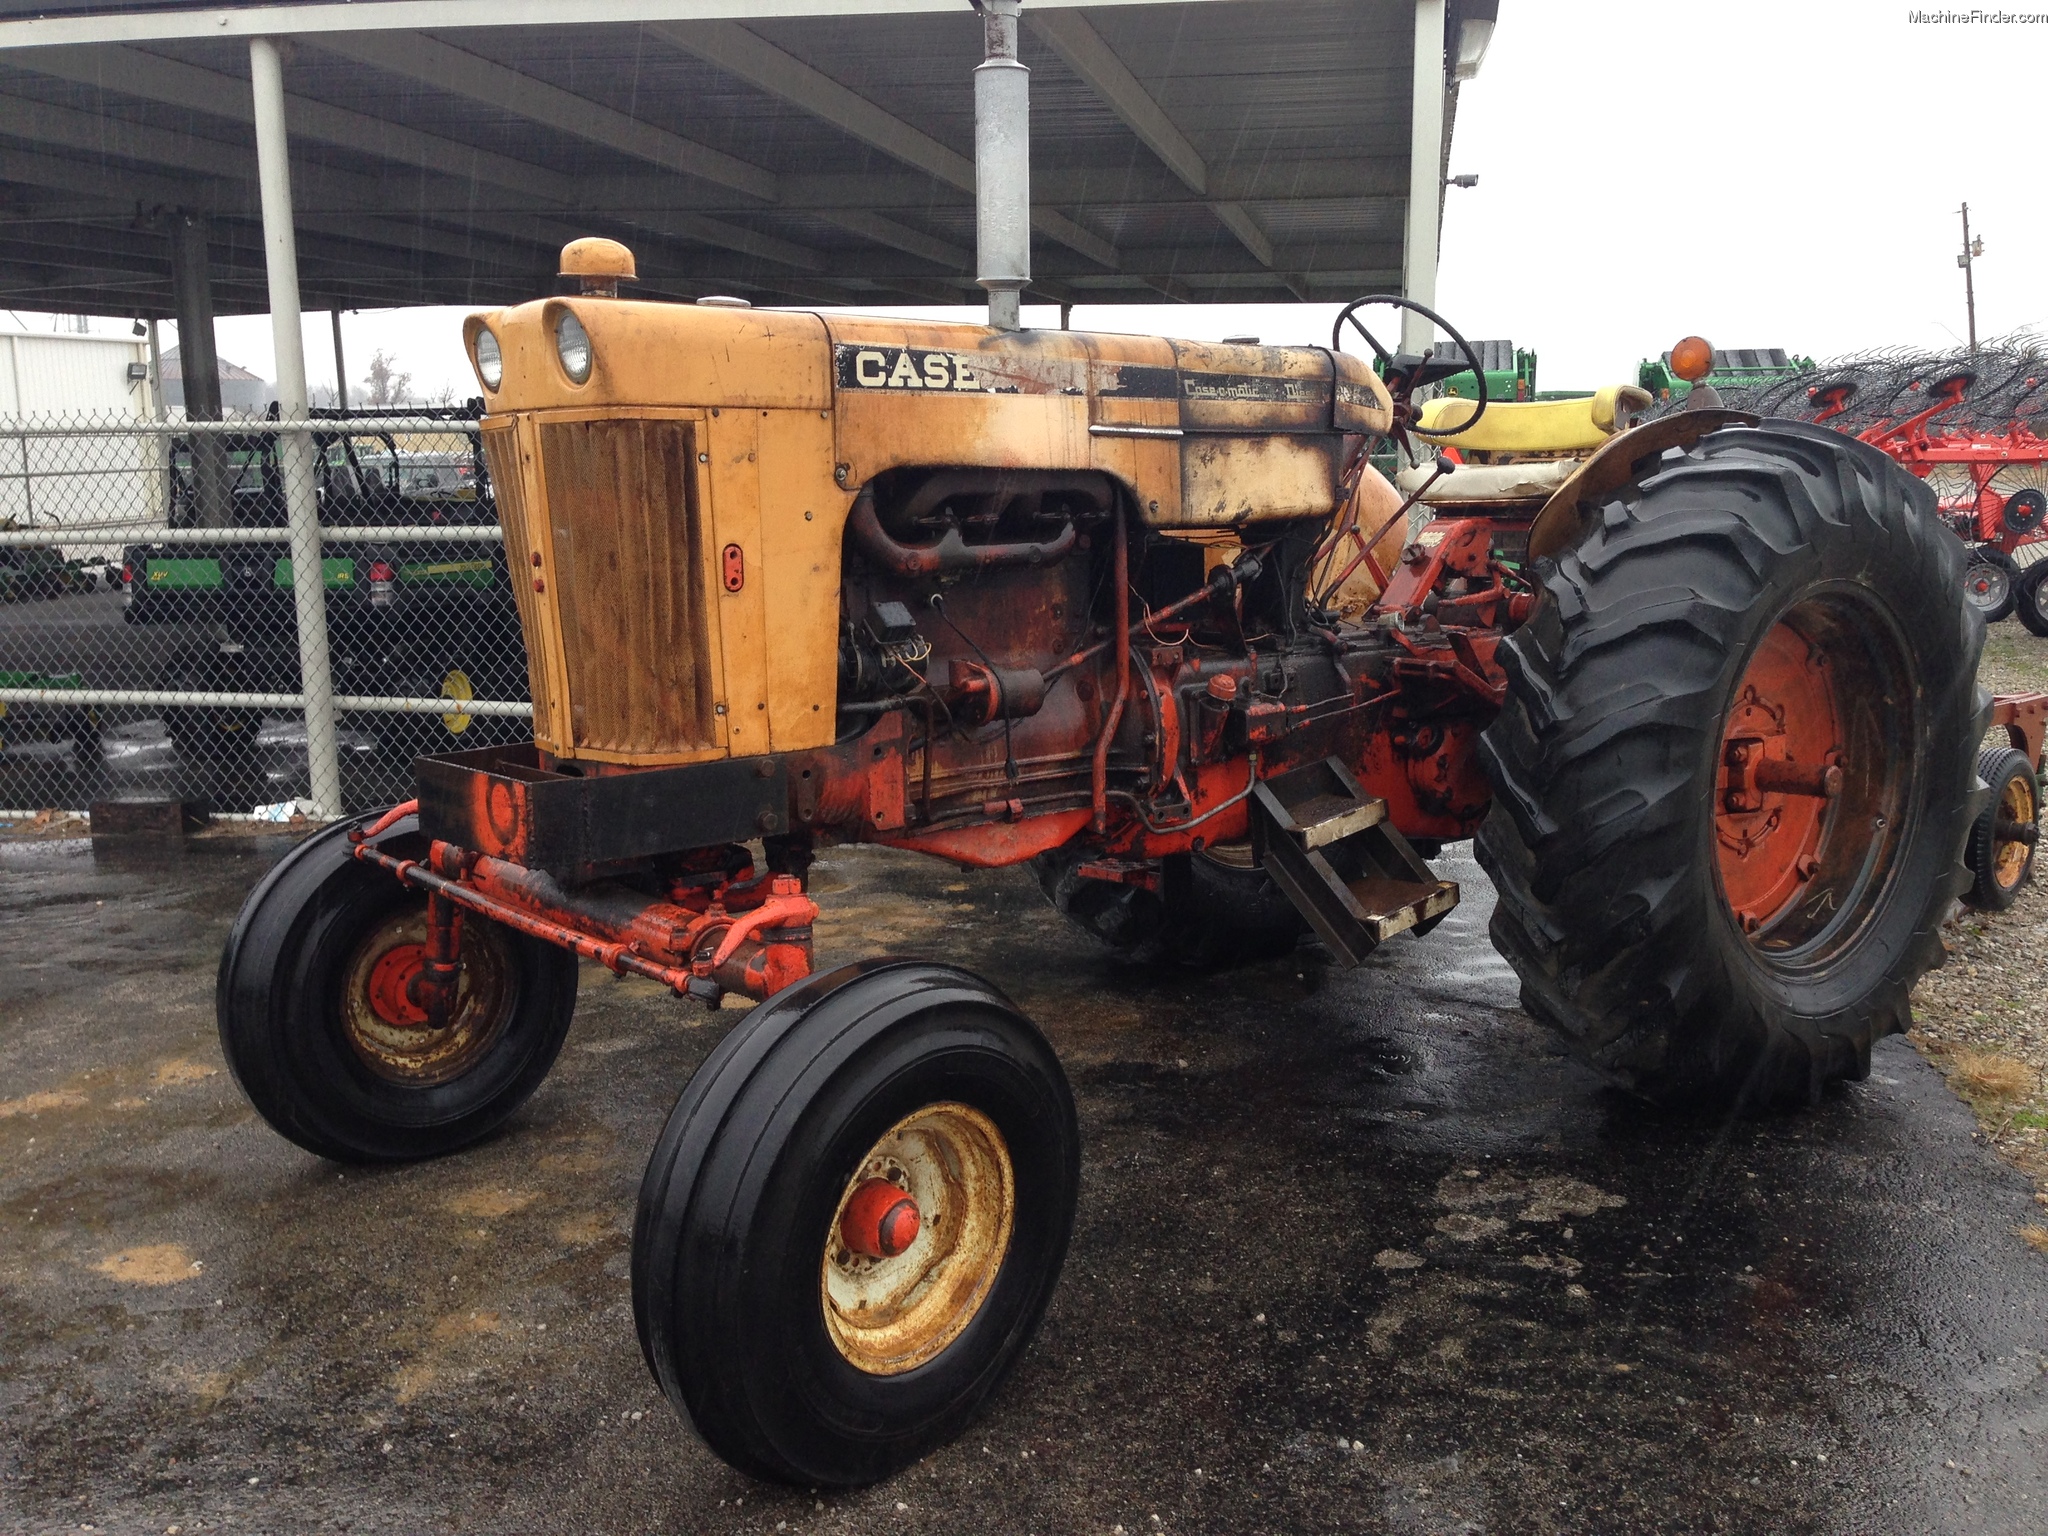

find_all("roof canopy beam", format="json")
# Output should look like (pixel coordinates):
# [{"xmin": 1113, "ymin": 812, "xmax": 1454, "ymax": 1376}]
[
  {"xmin": 607, "ymin": 158, "xmax": 1414, "ymax": 211},
  {"xmin": 0, "ymin": 0, "xmax": 1250, "ymax": 52},
  {"xmin": 314, "ymin": 31, "xmax": 962, "ymax": 271},
  {"xmin": 0, "ymin": 2, "xmax": 1444, "ymax": 315},
  {"xmin": 653, "ymin": 19, "xmax": 1118, "ymax": 270},
  {"xmin": 9, "ymin": 44, "xmax": 833, "ymax": 272},
  {"xmin": 1025, "ymin": 8, "xmax": 1285, "ymax": 285},
  {"xmin": 315, "ymin": 29, "xmax": 774, "ymax": 200},
  {"xmin": 20, "ymin": 43, "xmax": 582, "ymax": 201},
  {"xmin": 0, "ymin": 95, "xmax": 820, "ymax": 305}
]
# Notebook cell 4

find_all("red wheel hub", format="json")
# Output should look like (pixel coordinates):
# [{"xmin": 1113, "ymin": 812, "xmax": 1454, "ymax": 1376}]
[
  {"xmin": 839, "ymin": 1178, "xmax": 921, "ymax": 1259},
  {"xmin": 365, "ymin": 942, "xmax": 431, "ymax": 1028},
  {"xmin": 1716, "ymin": 620, "xmax": 1847, "ymax": 933}
]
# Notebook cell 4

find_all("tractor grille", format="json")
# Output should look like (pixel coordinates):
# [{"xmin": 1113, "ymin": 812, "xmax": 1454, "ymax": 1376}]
[{"xmin": 528, "ymin": 418, "xmax": 717, "ymax": 757}]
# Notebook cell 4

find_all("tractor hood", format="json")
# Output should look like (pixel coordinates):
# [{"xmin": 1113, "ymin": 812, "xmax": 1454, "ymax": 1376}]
[{"xmin": 464, "ymin": 298, "xmax": 1390, "ymax": 528}]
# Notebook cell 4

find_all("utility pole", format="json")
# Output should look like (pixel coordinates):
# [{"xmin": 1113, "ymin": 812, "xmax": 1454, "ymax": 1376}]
[{"xmin": 1957, "ymin": 203, "xmax": 1984, "ymax": 353}]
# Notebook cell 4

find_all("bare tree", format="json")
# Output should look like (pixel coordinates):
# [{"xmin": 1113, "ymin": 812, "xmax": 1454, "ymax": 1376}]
[{"xmin": 360, "ymin": 349, "xmax": 413, "ymax": 408}]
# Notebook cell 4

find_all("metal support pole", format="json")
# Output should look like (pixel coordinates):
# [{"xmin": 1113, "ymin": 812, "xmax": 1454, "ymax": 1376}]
[
  {"xmin": 1400, "ymin": 0, "xmax": 1447, "ymax": 356},
  {"xmin": 168, "ymin": 216, "xmax": 222, "ymax": 421},
  {"xmin": 331, "ymin": 309, "xmax": 350, "ymax": 410},
  {"xmin": 168, "ymin": 210, "xmax": 231, "ymax": 526},
  {"xmin": 975, "ymin": 0, "xmax": 1030, "ymax": 331},
  {"xmin": 145, "ymin": 317, "xmax": 169, "ymax": 525},
  {"xmin": 145, "ymin": 319, "xmax": 166, "ymax": 422},
  {"xmin": 250, "ymin": 34, "xmax": 343, "ymax": 819}
]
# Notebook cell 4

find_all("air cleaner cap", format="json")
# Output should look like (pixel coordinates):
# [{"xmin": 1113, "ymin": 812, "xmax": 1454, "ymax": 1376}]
[{"xmin": 559, "ymin": 237, "xmax": 638, "ymax": 297}]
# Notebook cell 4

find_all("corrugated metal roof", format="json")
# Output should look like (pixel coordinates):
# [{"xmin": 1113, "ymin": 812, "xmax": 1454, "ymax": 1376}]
[{"xmin": 0, "ymin": 0, "xmax": 1475, "ymax": 314}]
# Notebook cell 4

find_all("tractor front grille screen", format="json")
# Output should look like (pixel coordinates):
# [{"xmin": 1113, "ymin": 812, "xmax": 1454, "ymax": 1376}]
[{"xmin": 536, "ymin": 418, "xmax": 716, "ymax": 757}]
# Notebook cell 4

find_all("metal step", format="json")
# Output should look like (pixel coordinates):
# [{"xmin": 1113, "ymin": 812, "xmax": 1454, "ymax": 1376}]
[{"xmin": 1252, "ymin": 757, "xmax": 1460, "ymax": 967}]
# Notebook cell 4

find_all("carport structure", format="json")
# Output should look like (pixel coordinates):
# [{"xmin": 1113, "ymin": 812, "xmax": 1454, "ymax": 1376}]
[
  {"xmin": 0, "ymin": 0, "xmax": 1492, "ymax": 821},
  {"xmin": 0, "ymin": 0, "xmax": 1494, "ymax": 326}
]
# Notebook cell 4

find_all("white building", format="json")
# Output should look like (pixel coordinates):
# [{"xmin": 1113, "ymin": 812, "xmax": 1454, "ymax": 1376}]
[
  {"xmin": 0, "ymin": 331, "xmax": 161, "ymax": 534},
  {"xmin": 0, "ymin": 330, "xmax": 154, "ymax": 419}
]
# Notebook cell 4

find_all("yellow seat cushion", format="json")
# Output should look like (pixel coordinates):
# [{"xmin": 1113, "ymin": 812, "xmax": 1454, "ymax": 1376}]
[{"xmin": 1415, "ymin": 384, "xmax": 1653, "ymax": 455}]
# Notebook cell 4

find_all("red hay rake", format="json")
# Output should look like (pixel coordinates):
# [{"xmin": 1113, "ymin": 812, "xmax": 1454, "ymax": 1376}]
[{"xmin": 1711, "ymin": 338, "xmax": 2048, "ymax": 625}]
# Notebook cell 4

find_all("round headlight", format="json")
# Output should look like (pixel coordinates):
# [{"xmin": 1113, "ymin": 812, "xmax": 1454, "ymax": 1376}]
[
  {"xmin": 473, "ymin": 327, "xmax": 503, "ymax": 391},
  {"xmin": 555, "ymin": 311, "xmax": 593, "ymax": 385}
]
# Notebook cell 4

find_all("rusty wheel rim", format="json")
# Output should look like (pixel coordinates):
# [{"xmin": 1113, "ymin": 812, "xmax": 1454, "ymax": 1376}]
[
  {"xmin": 440, "ymin": 667, "xmax": 476, "ymax": 735},
  {"xmin": 1714, "ymin": 595, "xmax": 1913, "ymax": 957},
  {"xmin": 1200, "ymin": 838, "xmax": 1258, "ymax": 871},
  {"xmin": 820, "ymin": 1102, "xmax": 1014, "ymax": 1377},
  {"xmin": 339, "ymin": 907, "xmax": 514, "ymax": 1085},
  {"xmin": 1995, "ymin": 773, "xmax": 2037, "ymax": 891}
]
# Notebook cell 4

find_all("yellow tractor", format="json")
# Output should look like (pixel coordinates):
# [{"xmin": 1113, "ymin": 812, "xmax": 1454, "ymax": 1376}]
[{"xmin": 218, "ymin": 239, "xmax": 2030, "ymax": 1485}]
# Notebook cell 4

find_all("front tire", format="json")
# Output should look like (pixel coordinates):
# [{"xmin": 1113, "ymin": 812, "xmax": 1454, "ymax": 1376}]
[
  {"xmin": 163, "ymin": 644, "xmax": 263, "ymax": 770},
  {"xmin": 1964, "ymin": 746, "xmax": 2040, "ymax": 911},
  {"xmin": 1032, "ymin": 842, "xmax": 1306, "ymax": 968},
  {"xmin": 216, "ymin": 812, "xmax": 579, "ymax": 1161},
  {"xmin": 1478, "ymin": 422, "xmax": 1987, "ymax": 1111},
  {"xmin": 632, "ymin": 960, "xmax": 1079, "ymax": 1486}
]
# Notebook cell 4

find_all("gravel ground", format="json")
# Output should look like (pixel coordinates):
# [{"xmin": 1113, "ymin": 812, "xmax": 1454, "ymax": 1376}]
[{"xmin": 1910, "ymin": 622, "xmax": 2048, "ymax": 1240}]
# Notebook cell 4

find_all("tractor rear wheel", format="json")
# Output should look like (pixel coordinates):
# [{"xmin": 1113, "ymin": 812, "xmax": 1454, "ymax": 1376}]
[
  {"xmin": 633, "ymin": 960, "xmax": 1078, "ymax": 1485},
  {"xmin": 1032, "ymin": 842, "xmax": 1305, "ymax": 968},
  {"xmin": 1964, "ymin": 746, "xmax": 2040, "ymax": 911},
  {"xmin": 217, "ymin": 812, "xmax": 579, "ymax": 1161},
  {"xmin": 1478, "ymin": 422, "xmax": 1986, "ymax": 1111}
]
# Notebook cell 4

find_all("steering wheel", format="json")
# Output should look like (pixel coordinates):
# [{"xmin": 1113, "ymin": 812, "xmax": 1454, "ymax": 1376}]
[{"xmin": 1330, "ymin": 294, "xmax": 1490, "ymax": 439}]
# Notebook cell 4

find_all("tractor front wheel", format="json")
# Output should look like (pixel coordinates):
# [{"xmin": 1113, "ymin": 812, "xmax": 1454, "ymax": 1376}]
[
  {"xmin": 217, "ymin": 812, "xmax": 579, "ymax": 1161},
  {"xmin": 1032, "ymin": 842, "xmax": 1305, "ymax": 968},
  {"xmin": 1479, "ymin": 422, "xmax": 1985, "ymax": 1111},
  {"xmin": 632, "ymin": 960, "xmax": 1079, "ymax": 1485}
]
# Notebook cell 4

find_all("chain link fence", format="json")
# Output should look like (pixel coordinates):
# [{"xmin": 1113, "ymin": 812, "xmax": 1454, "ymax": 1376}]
[{"xmin": 0, "ymin": 409, "xmax": 533, "ymax": 819}]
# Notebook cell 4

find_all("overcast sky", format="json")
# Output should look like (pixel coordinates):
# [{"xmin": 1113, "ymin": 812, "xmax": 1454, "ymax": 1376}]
[{"xmin": 7, "ymin": 0, "xmax": 2043, "ymax": 398}]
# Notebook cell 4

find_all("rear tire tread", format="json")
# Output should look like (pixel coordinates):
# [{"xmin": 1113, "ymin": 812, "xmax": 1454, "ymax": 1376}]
[{"xmin": 1476, "ymin": 421, "xmax": 1987, "ymax": 1110}]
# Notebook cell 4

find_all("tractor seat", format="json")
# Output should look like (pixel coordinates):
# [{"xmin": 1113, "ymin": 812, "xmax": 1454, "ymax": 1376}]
[
  {"xmin": 1415, "ymin": 383, "xmax": 1653, "ymax": 455},
  {"xmin": 1392, "ymin": 457, "xmax": 1579, "ymax": 505}
]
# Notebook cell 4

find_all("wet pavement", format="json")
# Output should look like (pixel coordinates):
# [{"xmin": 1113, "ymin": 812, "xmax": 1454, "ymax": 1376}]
[{"xmin": 2, "ymin": 832, "xmax": 2045, "ymax": 1535}]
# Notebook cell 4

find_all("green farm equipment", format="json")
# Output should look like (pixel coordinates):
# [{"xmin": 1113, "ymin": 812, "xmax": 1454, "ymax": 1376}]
[
  {"xmin": 1433, "ymin": 338, "xmax": 1537, "ymax": 402},
  {"xmin": 1640, "ymin": 345, "xmax": 1814, "ymax": 407},
  {"xmin": 0, "ymin": 533, "xmax": 97, "ymax": 601}
]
